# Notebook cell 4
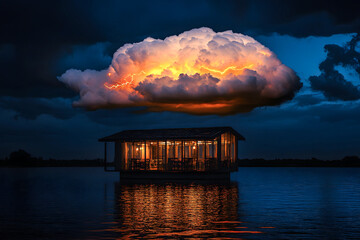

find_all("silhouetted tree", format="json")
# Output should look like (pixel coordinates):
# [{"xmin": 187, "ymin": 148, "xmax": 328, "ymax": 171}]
[{"xmin": 9, "ymin": 149, "xmax": 32, "ymax": 164}]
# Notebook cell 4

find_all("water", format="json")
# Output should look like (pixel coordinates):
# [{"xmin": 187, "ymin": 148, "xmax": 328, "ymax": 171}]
[{"xmin": 1, "ymin": 167, "xmax": 360, "ymax": 239}]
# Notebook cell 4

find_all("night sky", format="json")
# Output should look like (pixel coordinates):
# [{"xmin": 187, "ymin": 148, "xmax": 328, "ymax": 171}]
[{"xmin": 1, "ymin": 0, "xmax": 359, "ymax": 160}]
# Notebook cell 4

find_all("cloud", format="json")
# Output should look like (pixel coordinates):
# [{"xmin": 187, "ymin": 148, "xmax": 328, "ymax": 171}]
[
  {"xmin": 208, "ymin": 0, "xmax": 360, "ymax": 37},
  {"xmin": 293, "ymin": 93, "xmax": 324, "ymax": 106},
  {"xmin": 1, "ymin": 0, "xmax": 359, "ymax": 100},
  {"xmin": 309, "ymin": 34, "xmax": 360, "ymax": 100},
  {"xmin": 59, "ymin": 27, "xmax": 301, "ymax": 115},
  {"xmin": 0, "ymin": 97, "xmax": 76, "ymax": 120}
]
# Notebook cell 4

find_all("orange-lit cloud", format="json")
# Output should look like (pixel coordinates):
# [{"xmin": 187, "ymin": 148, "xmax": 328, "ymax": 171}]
[{"xmin": 59, "ymin": 27, "xmax": 301, "ymax": 115}]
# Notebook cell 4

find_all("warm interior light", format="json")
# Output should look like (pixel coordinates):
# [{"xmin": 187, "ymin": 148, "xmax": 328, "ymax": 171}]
[
  {"xmin": 136, "ymin": 147, "xmax": 139, "ymax": 151},
  {"xmin": 104, "ymin": 64, "xmax": 253, "ymax": 90}
]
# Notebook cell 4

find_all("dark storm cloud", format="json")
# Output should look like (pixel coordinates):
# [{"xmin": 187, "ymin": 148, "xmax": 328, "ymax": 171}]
[
  {"xmin": 0, "ymin": 0, "xmax": 359, "ymax": 101},
  {"xmin": 211, "ymin": 0, "xmax": 360, "ymax": 37},
  {"xmin": 293, "ymin": 93, "xmax": 324, "ymax": 106},
  {"xmin": 0, "ymin": 97, "xmax": 76, "ymax": 120},
  {"xmin": 309, "ymin": 34, "xmax": 360, "ymax": 100}
]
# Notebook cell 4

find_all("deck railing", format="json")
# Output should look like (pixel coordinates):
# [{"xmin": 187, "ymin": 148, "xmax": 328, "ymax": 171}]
[{"xmin": 125, "ymin": 157, "xmax": 224, "ymax": 172}]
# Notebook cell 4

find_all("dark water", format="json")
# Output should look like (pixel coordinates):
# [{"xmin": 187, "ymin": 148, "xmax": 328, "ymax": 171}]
[{"xmin": 1, "ymin": 167, "xmax": 360, "ymax": 239}]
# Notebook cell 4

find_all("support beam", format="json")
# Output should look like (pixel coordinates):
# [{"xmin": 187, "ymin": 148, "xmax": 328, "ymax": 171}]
[
  {"xmin": 217, "ymin": 136, "xmax": 221, "ymax": 170},
  {"xmin": 196, "ymin": 140, "xmax": 198, "ymax": 171},
  {"xmin": 144, "ymin": 141, "xmax": 147, "ymax": 170}
]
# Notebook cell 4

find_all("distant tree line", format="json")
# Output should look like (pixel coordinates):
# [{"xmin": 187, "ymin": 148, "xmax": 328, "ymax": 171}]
[{"xmin": 0, "ymin": 149, "xmax": 104, "ymax": 167}]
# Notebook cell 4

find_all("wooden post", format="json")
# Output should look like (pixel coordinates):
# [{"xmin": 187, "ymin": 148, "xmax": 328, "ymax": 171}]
[
  {"xmin": 217, "ymin": 136, "xmax": 221, "ymax": 170},
  {"xmin": 196, "ymin": 140, "xmax": 198, "ymax": 171},
  {"xmin": 144, "ymin": 140, "xmax": 148, "ymax": 170},
  {"xmin": 182, "ymin": 140, "xmax": 184, "ymax": 171},
  {"xmin": 204, "ymin": 140, "xmax": 207, "ymax": 171}
]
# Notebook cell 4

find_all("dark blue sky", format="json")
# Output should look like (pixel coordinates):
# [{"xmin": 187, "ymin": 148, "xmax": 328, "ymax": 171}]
[{"xmin": 0, "ymin": 0, "xmax": 359, "ymax": 159}]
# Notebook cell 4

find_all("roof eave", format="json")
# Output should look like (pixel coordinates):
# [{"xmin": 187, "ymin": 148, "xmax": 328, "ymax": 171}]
[{"xmin": 99, "ymin": 136, "xmax": 218, "ymax": 142}]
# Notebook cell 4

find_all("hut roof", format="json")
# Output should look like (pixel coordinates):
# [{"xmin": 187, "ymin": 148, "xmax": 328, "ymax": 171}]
[{"xmin": 99, "ymin": 126, "xmax": 245, "ymax": 142}]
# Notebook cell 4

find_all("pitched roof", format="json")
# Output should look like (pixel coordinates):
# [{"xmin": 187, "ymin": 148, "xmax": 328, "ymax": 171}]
[{"xmin": 99, "ymin": 126, "xmax": 245, "ymax": 142}]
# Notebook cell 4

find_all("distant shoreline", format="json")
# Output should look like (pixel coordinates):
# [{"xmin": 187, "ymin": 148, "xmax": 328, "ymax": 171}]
[
  {"xmin": 0, "ymin": 159, "xmax": 104, "ymax": 167},
  {"xmin": 2, "ymin": 150, "xmax": 360, "ymax": 168}
]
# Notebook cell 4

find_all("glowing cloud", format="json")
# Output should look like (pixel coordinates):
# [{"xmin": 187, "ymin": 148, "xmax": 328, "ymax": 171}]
[{"xmin": 59, "ymin": 27, "xmax": 301, "ymax": 115}]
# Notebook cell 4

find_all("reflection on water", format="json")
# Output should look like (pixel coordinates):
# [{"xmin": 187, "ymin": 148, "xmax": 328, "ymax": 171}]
[
  {"xmin": 1, "ymin": 167, "xmax": 360, "ymax": 239},
  {"xmin": 96, "ymin": 181, "xmax": 263, "ymax": 239}
]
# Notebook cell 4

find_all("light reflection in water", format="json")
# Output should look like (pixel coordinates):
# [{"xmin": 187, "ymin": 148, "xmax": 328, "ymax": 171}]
[
  {"xmin": 2, "ymin": 168, "xmax": 360, "ymax": 239},
  {"xmin": 98, "ymin": 181, "xmax": 264, "ymax": 239}
]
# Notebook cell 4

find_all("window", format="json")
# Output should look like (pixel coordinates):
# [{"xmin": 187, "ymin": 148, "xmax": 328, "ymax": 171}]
[
  {"xmin": 205, "ymin": 141, "xmax": 215, "ymax": 158},
  {"xmin": 198, "ymin": 141, "xmax": 205, "ymax": 161},
  {"xmin": 184, "ymin": 141, "xmax": 196, "ymax": 158},
  {"xmin": 231, "ymin": 134, "xmax": 236, "ymax": 164},
  {"xmin": 174, "ymin": 141, "xmax": 182, "ymax": 160},
  {"xmin": 133, "ymin": 142, "xmax": 145, "ymax": 160}
]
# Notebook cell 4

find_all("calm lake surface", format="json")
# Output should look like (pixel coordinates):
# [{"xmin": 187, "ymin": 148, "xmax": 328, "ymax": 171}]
[{"xmin": 1, "ymin": 167, "xmax": 360, "ymax": 239}]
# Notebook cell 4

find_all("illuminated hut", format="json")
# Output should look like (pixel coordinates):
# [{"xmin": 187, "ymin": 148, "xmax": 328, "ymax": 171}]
[{"xmin": 99, "ymin": 127, "xmax": 245, "ymax": 178}]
